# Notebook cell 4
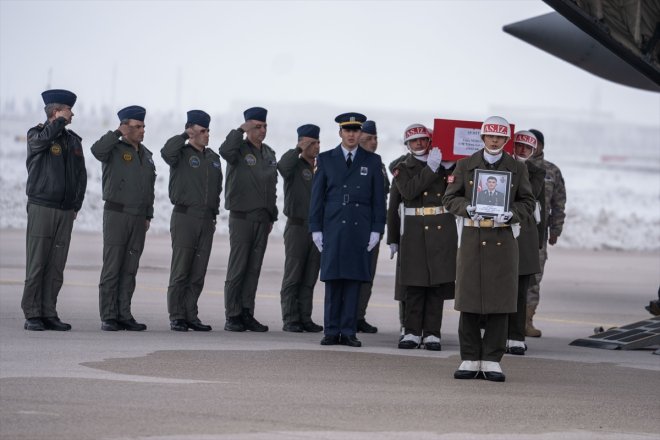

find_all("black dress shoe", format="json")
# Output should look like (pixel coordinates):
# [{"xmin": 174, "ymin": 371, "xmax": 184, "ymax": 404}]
[
  {"xmin": 483, "ymin": 371, "xmax": 506, "ymax": 382},
  {"xmin": 118, "ymin": 318, "xmax": 147, "ymax": 331},
  {"xmin": 101, "ymin": 320, "xmax": 122, "ymax": 331},
  {"xmin": 42, "ymin": 317, "xmax": 72, "ymax": 331},
  {"xmin": 320, "ymin": 335, "xmax": 340, "ymax": 345},
  {"xmin": 24, "ymin": 318, "xmax": 45, "ymax": 331},
  {"xmin": 187, "ymin": 320, "xmax": 212, "ymax": 331},
  {"xmin": 340, "ymin": 334, "xmax": 362, "ymax": 347},
  {"xmin": 241, "ymin": 310, "xmax": 268, "ymax": 332},
  {"xmin": 301, "ymin": 321, "xmax": 323, "ymax": 332},
  {"xmin": 357, "ymin": 319, "xmax": 378, "ymax": 333},
  {"xmin": 508, "ymin": 346, "xmax": 525, "ymax": 355},
  {"xmin": 454, "ymin": 369, "xmax": 482, "ymax": 379},
  {"xmin": 170, "ymin": 319, "xmax": 188, "ymax": 332},
  {"xmin": 224, "ymin": 316, "xmax": 245, "ymax": 332},
  {"xmin": 283, "ymin": 322, "xmax": 304, "ymax": 332}
]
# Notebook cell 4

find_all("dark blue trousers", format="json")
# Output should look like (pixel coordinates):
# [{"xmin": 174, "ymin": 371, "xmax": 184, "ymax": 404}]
[{"xmin": 324, "ymin": 280, "xmax": 361, "ymax": 337}]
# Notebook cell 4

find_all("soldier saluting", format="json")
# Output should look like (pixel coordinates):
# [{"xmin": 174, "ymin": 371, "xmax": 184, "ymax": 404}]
[
  {"xmin": 220, "ymin": 107, "xmax": 278, "ymax": 332},
  {"xmin": 22, "ymin": 89, "xmax": 87, "ymax": 331},
  {"xmin": 91, "ymin": 105, "xmax": 156, "ymax": 332},
  {"xmin": 161, "ymin": 110, "xmax": 222, "ymax": 332}
]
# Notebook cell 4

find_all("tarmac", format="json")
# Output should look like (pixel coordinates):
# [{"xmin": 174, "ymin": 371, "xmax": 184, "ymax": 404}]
[{"xmin": 0, "ymin": 228, "xmax": 659, "ymax": 440}]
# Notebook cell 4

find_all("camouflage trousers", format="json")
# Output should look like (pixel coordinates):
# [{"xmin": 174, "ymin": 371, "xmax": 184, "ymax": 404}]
[{"xmin": 526, "ymin": 240, "xmax": 548, "ymax": 307}]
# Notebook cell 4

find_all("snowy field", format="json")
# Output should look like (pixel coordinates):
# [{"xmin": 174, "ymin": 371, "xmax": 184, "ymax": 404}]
[{"xmin": 1, "ymin": 107, "xmax": 658, "ymax": 251}]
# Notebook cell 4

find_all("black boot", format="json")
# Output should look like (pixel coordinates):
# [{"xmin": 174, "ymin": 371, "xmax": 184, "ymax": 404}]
[{"xmin": 241, "ymin": 309, "xmax": 268, "ymax": 332}]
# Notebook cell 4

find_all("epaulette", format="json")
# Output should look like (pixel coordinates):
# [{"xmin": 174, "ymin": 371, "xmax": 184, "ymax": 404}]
[{"xmin": 67, "ymin": 129, "xmax": 82, "ymax": 141}]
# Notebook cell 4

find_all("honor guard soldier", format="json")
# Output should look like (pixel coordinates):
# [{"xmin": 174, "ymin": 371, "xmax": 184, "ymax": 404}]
[
  {"xmin": 526, "ymin": 129, "xmax": 566, "ymax": 337},
  {"xmin": 220, "ymin": 107, "xmax": 278, "ymax": 332},
  {"xmin": 386, "ymin": 153, "xmax": 409, "ymax": 338},
  {"xmin": 443, "ymin": 116, "xmax": 535, "ymax": 381},
  {"xmin": 391, "ymin": 124, "xmax": 456, "ymax": 351},
  {"xmin": 91, "ymin": 105, "xmax": 156, "ymax": 332},
  {"xmin": 22, "ymin": 89, "xmax": 87, "ymax": 331},
  {"xmin": 277, "ymin": 124, "xmax": 323, "ymax": 333},
  {"xmin": 161, "ymin": 110, "xmax": 223, "ymax": 332},
  {"xmin": 507, "ymin": 131, "xmax": 545, "ymax": 354},
  {"xmin": 309, "ymin": 112, "xmax": 386, "ymax": 347},
  {"xmin": 356, "ymin": 120, "xmax": 388, "ymax": 334}
]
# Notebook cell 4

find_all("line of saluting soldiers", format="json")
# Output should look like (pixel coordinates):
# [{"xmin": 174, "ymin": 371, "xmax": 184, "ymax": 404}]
[{"xmin": 21, "ymin": 89, "xmax": 547, "ymax": 382}]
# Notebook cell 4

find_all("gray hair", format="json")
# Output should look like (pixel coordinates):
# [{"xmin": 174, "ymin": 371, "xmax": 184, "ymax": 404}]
[{"xmin": 44, "ymin": 103, "xmax": 66, "ymax": 118}]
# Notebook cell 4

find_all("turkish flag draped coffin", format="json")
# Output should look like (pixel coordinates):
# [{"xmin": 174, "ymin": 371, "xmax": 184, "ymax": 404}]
[{"xmin": 431, "ymin": 119, "xmax": 515, "ymax": 161}]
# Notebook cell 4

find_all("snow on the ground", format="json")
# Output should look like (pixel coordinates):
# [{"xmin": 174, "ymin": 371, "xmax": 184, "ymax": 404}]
[{"xmin": 1, "ymin": 109, "xmax": 658, "ymax": 251}]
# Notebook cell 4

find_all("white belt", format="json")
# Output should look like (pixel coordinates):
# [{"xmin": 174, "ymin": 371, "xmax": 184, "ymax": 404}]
[
  {"xmin": 403, "ymin": 206, "xmax": 446, "ymax": 216},
  {"xmin": 463, "ymin": 218, "xmax": 510, "ymax": 228}
]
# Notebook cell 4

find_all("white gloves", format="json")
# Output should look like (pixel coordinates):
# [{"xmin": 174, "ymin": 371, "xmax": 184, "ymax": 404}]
[
  {"xmin": 495, "ymin": 211, "xmax": 513, "ymax": 224},
  {"xmin": 312, "ymin": 231, "xmax": 323, "ymax": 252},
  {"xmin": 367, "ymin": 232, "xmax": 380, "ymax": 252},
  {"xmin": 427, "ymin": 148, "xmax": 442, "ymax": 172},
  {"xmin": 466, "ymin": 205, "xmax": 483, "ymax": 221},
  {"xmin": 389, "ymin": 243, "xmax": 398, "ymax": 259}
]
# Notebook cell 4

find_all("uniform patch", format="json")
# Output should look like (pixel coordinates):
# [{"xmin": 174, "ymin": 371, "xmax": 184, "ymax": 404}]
[
  {"xmin": 123, "ymin": 152, "xmax": 133, "ymax": 162},
  {"xmin": 50, "ymin": 144, "xmax": 62, "ymax": 155},
  {"xmin": 212, "ymin": 161, "xmax": 221, "ymax": 169},
  {"xmin": 393, "ymin": 168, "xmax": 400, "ymax": 178},
  {"xmin": 302, "ymin": 168, "xmax": 313, "ymax": 181},
  {"xmin": 245, "ymin": 154, "xmax": 257, "ymax": 166},
  {"xmin": 189, "ymin": 155, "xmax": 201, "ymax": 168},
  {"xmin": 268, "ymin": 159, "xmax": 277, "ymax": 167},
  {"xmin": 360, "ymin": 166, "xmax": 368, "ymax": 176},
  {"xmin": 73, "ymin": 147, "xmax": 83, "ymax": 156},
  {"xmin": 447, "ymin": 175, "xmax": 455, "ymax": 184}
]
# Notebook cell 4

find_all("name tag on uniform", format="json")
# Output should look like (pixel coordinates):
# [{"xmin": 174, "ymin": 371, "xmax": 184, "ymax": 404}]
[{"xmin": 360, "ymin": 166, "xmax": 368, "ymax": 176}]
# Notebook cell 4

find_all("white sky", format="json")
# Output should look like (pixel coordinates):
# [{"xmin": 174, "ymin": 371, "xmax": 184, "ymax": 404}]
[{"xmin": 1, "ymin": 0, "xmax": 658, "ymax": 126}]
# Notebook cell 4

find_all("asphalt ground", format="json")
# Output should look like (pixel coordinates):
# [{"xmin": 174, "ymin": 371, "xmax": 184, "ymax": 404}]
[{"xmin": 0, "ymin": 228, "xmax": 659, "ymax": 440}]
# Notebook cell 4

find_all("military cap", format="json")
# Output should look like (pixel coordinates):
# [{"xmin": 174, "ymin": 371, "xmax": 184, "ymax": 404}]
[
  {"xmin": 117, "ymin": 105, "xmax": 146, "ymax": 122},
  {"xmin": 361, "ymin": 120, "xmax": 377, "ymax": 135},
  {"xmin": 297, "ymin": 124, "xmax": 320, "ymax": 140},
  {"xmin": 335, "ymin": 112, "xmax": 367, "ymax": 129},
  {"xmin": 187, "ymin": 110, "xmax": 210, "ymax": 128},
  {"xmin": 529, "ymin": 129, "xmax": 544, "ymax": 145},
  {"xmin": 41, "ymin": 89, "xmax": 77, "ymax": 107},
  {"xmin": 244, "ymin": 107, "xmax": 267, "ymax": 122}
]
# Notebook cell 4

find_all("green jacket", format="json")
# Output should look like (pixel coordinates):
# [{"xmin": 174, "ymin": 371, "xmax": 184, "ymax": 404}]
[
  {"xmin": 219, "ymin": 129, "xmax": 278, "ymax": 222},
  {"xmin": 277, "ymin": 148, "xmax": 313, "ymax": 221},
  {"xmin": 91, "ymin": 130, "xmax": 156, "ymax": 219},
  {"xmin": 161, "ymin": 134, "xmax": 223, "ymax": 217}
]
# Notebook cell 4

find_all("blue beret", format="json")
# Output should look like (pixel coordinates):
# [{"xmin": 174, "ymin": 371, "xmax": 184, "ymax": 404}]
[
  {"xmin": 41, "ymin": 89, "xmax": 76, "ymax": 107},
  {"xmin": 335, "ymin": 112, "xmax": 367, "ymax": 128},
  {"xmin": 117, "ymin": 105, "xmax": 146, "ymax": 122},
  {"xmin": 187, "ymin": 110, "xmax": 210, "ymax": 128},
  {"xmin": 297, "ymin": 124, "xmax": 320, "ymax": 140},
  {"xmin": 361, "ymin": 120, "xmax": 377, "ymax": 135},
  {"xmin": 529, "ymin": 129, "xmax": 544, "ymax": 145},
  {"xmin": 244, "ymin": 107, "xmax": 267, "ymax": 122}
]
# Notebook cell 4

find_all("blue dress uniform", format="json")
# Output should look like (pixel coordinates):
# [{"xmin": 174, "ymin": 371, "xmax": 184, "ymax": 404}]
[{"xmin": 309, "ymin": 113, "xmax": 386, "ymax": 345}]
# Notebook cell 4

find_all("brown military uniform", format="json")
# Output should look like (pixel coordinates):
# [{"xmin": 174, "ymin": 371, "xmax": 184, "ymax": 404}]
[
  {"xmin": 443, "ymin": 149, "xmax": 535, "ymax": 361},
  {"xmin": 393, "ymin": 155, "xmax": 456, "ymax": 338}
]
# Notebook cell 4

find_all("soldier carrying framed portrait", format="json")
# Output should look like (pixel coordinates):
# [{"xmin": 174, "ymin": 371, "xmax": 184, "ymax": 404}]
[{"xmin": 471, "ymin": 169, "xmax": 511, "ymax": 217}]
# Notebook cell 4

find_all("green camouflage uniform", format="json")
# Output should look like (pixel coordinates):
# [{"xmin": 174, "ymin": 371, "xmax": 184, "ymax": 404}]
[{"xmin": 526, "ymin": 153, "xmax": 566, "ymax": 307}]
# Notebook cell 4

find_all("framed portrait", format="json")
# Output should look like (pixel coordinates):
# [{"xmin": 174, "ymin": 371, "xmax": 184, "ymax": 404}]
[{"xmin": 471, "ymin": 169, "xmax": 512, "ymax": 217}]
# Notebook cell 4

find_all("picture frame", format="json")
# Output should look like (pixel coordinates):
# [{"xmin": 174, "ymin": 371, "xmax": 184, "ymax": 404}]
[{"xmin": 471, "ymin": 169, "xmax": 512, "ymax": 217}]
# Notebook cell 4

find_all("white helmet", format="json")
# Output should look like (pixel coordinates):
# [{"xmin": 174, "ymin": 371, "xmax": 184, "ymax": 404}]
[
  {"xmin": 480, "ymin": 116, "xmax": 511, "ymax": 140},
  {"xmin": 403, "ymin": 124, "xmax": 431, "ymax": 144},
  {"xmin": 513, "ymin": 130, "xmax": 538, "ymax": 149},
  {"xmin": 513, "ymin": 130, "xmax": 537, "ymax": 162}
]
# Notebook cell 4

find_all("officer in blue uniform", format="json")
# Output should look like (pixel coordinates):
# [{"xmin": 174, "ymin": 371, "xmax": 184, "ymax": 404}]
[{"xmin": 309, "ymin": 112, "xmax": 386, "ymax": 347}]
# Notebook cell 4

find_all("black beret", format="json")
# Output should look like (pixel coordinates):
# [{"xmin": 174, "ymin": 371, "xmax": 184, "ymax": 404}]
[
  {"xmin": 297, "ymin": 124, "xmax": 320, "ymax": 140},
  {"xmin": 244, "ymin": 107, "xmax": 267, "ymax": 122},
  {"xmin": 361, "ymin": 120, "xmax": 377, "ymax": 135},
  {"xmin": 41, "ymin": 89, "xmax": 77, "ymax": 107},
  {"xmin": 187, "ymin": 110, "xmax": 210, "ymax": 128},
  {"xmin": 117, "ymin": 105, "xmax": 146, "ymax": 122}
]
